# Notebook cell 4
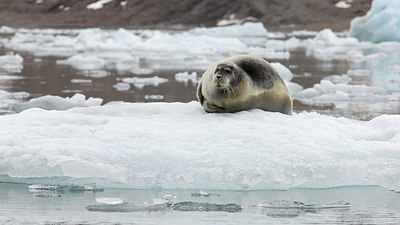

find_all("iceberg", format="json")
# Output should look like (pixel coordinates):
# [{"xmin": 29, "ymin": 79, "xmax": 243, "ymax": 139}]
[
  {"xmin": 1, "ymin": 100, "xmax": 400, "ymax": 191},
  {"xmin": 349, "ymin": 0, "xmax": 400, "ymax": 42}
]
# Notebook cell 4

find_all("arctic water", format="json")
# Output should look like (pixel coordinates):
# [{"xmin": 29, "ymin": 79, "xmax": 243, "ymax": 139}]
[
  {"xmin": 2, "ymin": 183, "xmax": 400, "ymax": 225},
  {"xmin": 1, "ymin": 1, "xmax": 400, "ymax": 223}
]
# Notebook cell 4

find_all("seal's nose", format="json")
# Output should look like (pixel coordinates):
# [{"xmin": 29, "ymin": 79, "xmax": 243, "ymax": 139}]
[{"xmin": 216, "ymin": 75, "xmax": 222, "ymax": 80}]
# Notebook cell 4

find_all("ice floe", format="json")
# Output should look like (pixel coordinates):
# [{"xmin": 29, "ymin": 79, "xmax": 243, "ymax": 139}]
[
  {"xmin": 0, "ymin": 54, "xmax": 23, "ymax": 73},
  {"xmin": 119, "ymin": 76, "xmax": 168, "ymax": 89},
  {"xmin": 11, "ymin": 93, "xmax": 102, "ymax": 112},
  {"xmin": 0, "ymin": 90, "xmax": 29, "ymax": 114},
  {"xmin": 350, "ymin": 0, "xmax": 400, "ymax": 42},
  {"xmin": 1, "ymin": 99, "xmax": 400, "ymax": 191},
  {"xmin": 174, "ymin": 71, "xmax": 199, "ymax": 85}
]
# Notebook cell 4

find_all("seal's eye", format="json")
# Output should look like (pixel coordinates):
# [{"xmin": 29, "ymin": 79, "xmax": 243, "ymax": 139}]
[
  {"xmin": 215, "ymin": 68, "xmax": 220, "ymax": 73},
  {"xmin": 225, "ymin": 68, "xmax": 231, "ymax": 74}
]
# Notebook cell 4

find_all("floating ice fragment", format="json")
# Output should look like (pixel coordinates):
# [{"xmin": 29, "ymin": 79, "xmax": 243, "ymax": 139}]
[
  {"xmin": 121, "ymin": 76, "xmax": 168, "ymax": 89},
  {"xmin": 0, "ymin": 26, "xmax": 16, "ymax": 34},
  {"xmin": 144, "ymin": 95, "xmax": 164, "ymax": 100},
  {"xmin": 96, "ymin": 197, "xmax": 124, "ymax": 205},
  {"xmin": 0, "ymin": 54, "xmax": 23, "ymax": 73},
  {"xmin": 347, "ymin": 69, "xmax": 372, "ymax": 76},
  {"xmin": 113, "ymin": 82, "xmax": 131, "ymax": 91},
  {"xmin": 174, "ymin": 71, "xmax": 199, "ymax": 84},
  {"xmin": 86, "ymin": 0, "xmax": 114, "ymax": 10},
  {"xmin": 71, "ymin": 79, "xmax": 92, "ymax": 83},
  {"xmin": 335, "ymin": 0, "xmax": 352, "ymax": 8},
  {"xmin": 78, "ymin": 70, "xmax": 110, "ymax": 78},
  {"xmin": 12, "ymin": 93, "xmax": 102, "ymax": 112},
  {"xmin": 57, "ymin": 55, "xmax": 105, "ymax": 70},
  {"xmin": 69, "ymin": 183, "xmax": 104, "ymax": 192}
]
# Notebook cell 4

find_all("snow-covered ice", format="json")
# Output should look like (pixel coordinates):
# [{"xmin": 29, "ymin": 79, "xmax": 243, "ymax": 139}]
[
  {"xmin": 11, "ymin": 93, "xmax": 102, "ymax": 112},
  {"xmin": 96, "ymin": 197, "xmax": 124, "ymax": 205},
  {"xmin": 350, "ymin": 0, "xmax": 400, "ymax": 42},
  {"xmin": 1, "ymin": 99, "xmax": 400, "ymax": 191}
]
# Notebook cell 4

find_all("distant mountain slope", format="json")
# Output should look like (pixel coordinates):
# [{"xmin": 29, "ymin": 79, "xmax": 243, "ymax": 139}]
[{"xmin": 0, "ymin": 0, "xmax": 371, "ymax": 31}]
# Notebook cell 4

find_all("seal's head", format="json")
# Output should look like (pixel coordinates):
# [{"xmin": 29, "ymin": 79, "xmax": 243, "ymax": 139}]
[{"xmin": 211, "ymin": 62, "xmax": 242, "ymax": 91}]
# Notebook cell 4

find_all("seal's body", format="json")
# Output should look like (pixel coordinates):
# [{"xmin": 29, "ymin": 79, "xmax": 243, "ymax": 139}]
[{"xmin": 197, "ymin": 55, "xmax": 292, "ymax": 114}]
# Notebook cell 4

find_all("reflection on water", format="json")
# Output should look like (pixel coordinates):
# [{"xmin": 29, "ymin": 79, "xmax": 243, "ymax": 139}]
[{"xmin": 1, "ymin": 183, "xmax": 399, "ymax": 224}]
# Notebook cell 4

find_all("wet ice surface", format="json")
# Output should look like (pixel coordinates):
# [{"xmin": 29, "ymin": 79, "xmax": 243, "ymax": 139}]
[{"xmin": 1, "ymin": 183, "xmax": 400, "ymax": 225}]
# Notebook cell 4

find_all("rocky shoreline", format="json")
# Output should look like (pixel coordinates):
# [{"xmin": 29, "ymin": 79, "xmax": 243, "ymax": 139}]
[{"xmin": 0, "ymin": 0, "xmax": 371, "ymax": 31}]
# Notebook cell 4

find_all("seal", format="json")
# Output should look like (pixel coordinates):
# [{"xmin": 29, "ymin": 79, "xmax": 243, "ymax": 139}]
[{"xmin": 196, "ymin": 55, "xmax": 293, "ymax": 114}]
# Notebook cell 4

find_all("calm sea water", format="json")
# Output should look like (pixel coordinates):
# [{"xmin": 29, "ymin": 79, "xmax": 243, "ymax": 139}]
[{"xmin": 1, "ymin": 183, "xmax": 399, "ymax": 225}]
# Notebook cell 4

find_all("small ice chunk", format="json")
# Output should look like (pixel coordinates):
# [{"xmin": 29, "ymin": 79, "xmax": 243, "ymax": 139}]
[
  {"xmin": 335, "ymin": 1, "xmax": 351, "ymax": 8},
  {"xmin": 113, "ymin": 82, "xmax": 131, "ymax": 91},
  {"xmin": 144, "ymin": 95, "xmax": 164, "ymax": 100},
  {"xmin": 12, "ymin": 93, "xmax": 103, "ymax": 112},
  {"xmin": 86, "ymin": 0, "xmax": 114, "ymax": 10},
  {"xmin": 96, "ymin": 197, "xmax": 124, "ymax": 205},
  {"xmin": 0, "ymin": 26, "xmax": 16, "ymax": 34},
  {"xmin": 121, "ymin": 76, "xmax": 168, "ymax": 89},
  {"xmin": 71, "ymin": 79, "xmax": 92, "ymax": 83},
  {"xmin": 78, "ymin": 70, "xmax": 110, "ymax": 78},
  {"xmin": 347, "ymin": 69, "xmax": 371, "ymax": 76},
  {"xmin": 0, "ymin": 54, "xmax": 24, "ymax": 73},
  {"xmin": 58, "ymin": 55, "xmax": 105, "ymax": 70},
  {"xmin": 175, "ymin": 71, "xmax": 199, "ymax": 84},
  {"xmin": 323, "ymin": 74, "xmax": 352, "ymax": 84}
]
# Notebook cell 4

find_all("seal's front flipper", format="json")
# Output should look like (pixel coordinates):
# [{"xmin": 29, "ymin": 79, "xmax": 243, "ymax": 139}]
[{"xmin": 196, "ymin": 81, "xmax": 204, "ymax": 105}]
